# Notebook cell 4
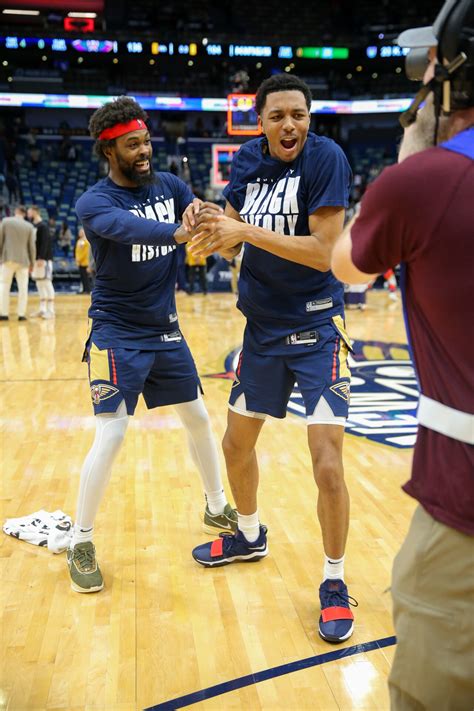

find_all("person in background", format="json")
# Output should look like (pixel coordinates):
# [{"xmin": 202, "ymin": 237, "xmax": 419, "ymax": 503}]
[
  {"xmin": 28, "ymin": 204, "xmax": 55, "ymax": 319},
  {"xmin": 58, "ymin": 221, "xmax": 73, "ymax": 257},
  {"xmin": 185, "ymin": 242, "xmax": 208, "ymax": 295},
  {"xmin": 5, "ymin": 170, "xmax": 19, "ymax": 205},
  {"xmin": 0, "ymin": 205, "xmax": 36, "ymax": 321},
  {"xmin": 175, "ymin": 243, "xmax": 187, "ymax": 291},
  {"xmin": 228, "ymin": 249, "xmax": 242, "ymax": 296},
  {"xmin": 75, "ymin": 227, "xmax": 92, "ymax": 294},
  {"xmin": 48, "ymin": 215, "xmax": 58, "ymax": 245},
  {"xmin": 344, "ymin": 282, "xmax": 367, "ymax": 310},
  {"xmin": 330, "ymin": 0, "xmax": 474, "ymax": 706},
  {"xmin": 87, "ymin": 246, "xmax": 96, "ymax": 291}
]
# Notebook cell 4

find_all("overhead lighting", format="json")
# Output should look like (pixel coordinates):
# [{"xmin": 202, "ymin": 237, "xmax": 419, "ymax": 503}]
[
  {"xmin": 3, "ymin": 9, "xmax": 40, "ymax": 15},
  {"xmin": 67, "ymin": 12, "xmax": 97, "ymax": 18}
]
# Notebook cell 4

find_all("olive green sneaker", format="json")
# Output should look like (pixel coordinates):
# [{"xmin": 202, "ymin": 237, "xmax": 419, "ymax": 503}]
[
  {"xmin": 203, "ymin": 503, "xmax": 238, "ymax": 535},
  {"xmin": 67, "ymin": 541, "xmax": 104, "ymax": 593}
]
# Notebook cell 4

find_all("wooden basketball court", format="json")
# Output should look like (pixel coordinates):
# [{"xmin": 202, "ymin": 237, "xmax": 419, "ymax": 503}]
[{"xmin": 0, "ymin": 289, "xmax": 415, "ymax": 710}]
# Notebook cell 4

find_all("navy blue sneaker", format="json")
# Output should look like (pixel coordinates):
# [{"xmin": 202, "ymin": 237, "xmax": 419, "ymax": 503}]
[
  {"xmin": 318, "ymin": 578, "xmax": 358, "ymax": 643},
  {"xmin": 192, "ymin": 526, "xmax": 268, "ymax": 567}
]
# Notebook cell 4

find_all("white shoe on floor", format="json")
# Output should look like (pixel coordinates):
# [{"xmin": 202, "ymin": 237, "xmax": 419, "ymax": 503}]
[{"xmin": 41, "ymin": 311, "xmax": 55, "ymax": 319}]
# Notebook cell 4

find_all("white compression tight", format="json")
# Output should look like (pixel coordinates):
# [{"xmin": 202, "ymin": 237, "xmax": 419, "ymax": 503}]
[
  {"xmin": 174, "ymin": 396, "xmax": 225, "ymax": 509},
  {"xmin": 72, "ymin": 400, "xmax": 129, "ymax": 544},
  {"xmin": 72, "ymin": 396, "xmax": 225, "ymax": 545}
]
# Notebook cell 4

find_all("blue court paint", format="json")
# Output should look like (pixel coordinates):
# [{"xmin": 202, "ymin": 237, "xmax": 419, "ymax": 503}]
[{"xmin": 144, "ymin": 635, "xmax": 397, "ymax": 710}]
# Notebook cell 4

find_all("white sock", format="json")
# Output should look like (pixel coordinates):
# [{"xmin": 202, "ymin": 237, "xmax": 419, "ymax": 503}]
[
  {"xmin": 238, "ymin": 511, "xmax": 260, "ymax": 543},
  {"xmin": 174, "ymin": 396, "xmax": 228, "ymax": 511},
  {"xmin": 71, "ymin": 525, "xmax": 94, "ymax": 547},
  {"xmin": 73, "ymin": 401, "xmax": 128, "ymax": 545},
  {"xmin": 40, "ymin": 299, "xmax": 47, "ymax": 314},
  {"xmin": 206, "ymin": 488, "xmax": 228, "ymax": 515},
  {"xmin": 47, "ymin": 299, "xmax": 55, "ymax": 315},
  {"xmin": 323, "ymin": 554, "xmax": 345, "ymax": 581}
]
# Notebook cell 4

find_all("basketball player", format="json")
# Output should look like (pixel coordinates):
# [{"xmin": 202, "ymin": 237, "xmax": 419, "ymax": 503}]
[
  {"xmin": 28, "ymin": 204, "xmax": 55, "ymax": 318},
  {"xmin": 68, "ymin": 97, "xmax": 236, "ymax": 594},
  {"xmin": 331, "ymin": 0, "xmax": 474, "ymax": 705},
  {"xmin": 187, "ymin": 74, "xmax": 356, "ymax": 643}
]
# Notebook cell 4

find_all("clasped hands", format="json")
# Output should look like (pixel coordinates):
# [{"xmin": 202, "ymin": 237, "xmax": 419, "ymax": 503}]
[{"xmin": 180, "ymin": 199, "xmax": 244, "ymax": 260}]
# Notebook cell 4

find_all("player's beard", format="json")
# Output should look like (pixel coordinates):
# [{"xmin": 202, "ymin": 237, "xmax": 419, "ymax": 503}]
[
  {"xmin": 117, "ymin": 153, "xmax": 155, "ymax": 186},
  {"xmin": 398, "ymin": 93, "xmax": 450, "ymax": 163}
]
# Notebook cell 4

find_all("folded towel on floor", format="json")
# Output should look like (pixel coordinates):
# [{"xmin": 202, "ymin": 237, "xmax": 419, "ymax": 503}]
[{"xmin": 3, "ymin": 509, "xmax": 73, "ymax": 553}]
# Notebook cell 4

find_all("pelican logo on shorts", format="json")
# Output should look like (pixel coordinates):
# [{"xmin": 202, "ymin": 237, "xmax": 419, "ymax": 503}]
[
  {"xmin": 206, "ymin": 339, "xmax": 420, "ymax": 450},
  {"xmin": 330, "ymin": 381, "xmax": 350, "ymax": 401},
  {"xmin": 91, "ymin": 383, "xmax": 120, "ymax": 405}
]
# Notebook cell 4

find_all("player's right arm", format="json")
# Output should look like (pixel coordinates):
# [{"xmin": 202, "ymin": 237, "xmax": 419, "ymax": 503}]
[
  {"xmin": 76, "ymin": 191, "xmax": 190, "ymax": 246},
  {"xmin": 219, "ymin": 202, "xmax": 243, "ymax": 260}
]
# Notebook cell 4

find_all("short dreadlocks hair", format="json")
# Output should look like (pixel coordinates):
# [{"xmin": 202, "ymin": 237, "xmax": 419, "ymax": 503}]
[
  {"xmin": 89, "ymin": 96, "xmax": 149, "ymax": 159},
  {"xmin": 255, "ymin": 74, "xmax": 312, "ymax": 115}
]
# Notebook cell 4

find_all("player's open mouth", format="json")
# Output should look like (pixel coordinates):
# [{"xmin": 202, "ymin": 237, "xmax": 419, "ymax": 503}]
[
  {"xmin": 280, "ymin": 138, "xmax": 297, "ymax": 151},
  {"xmin": 134, "ymin": 160, "xmax": 150, "ymax": 172}
]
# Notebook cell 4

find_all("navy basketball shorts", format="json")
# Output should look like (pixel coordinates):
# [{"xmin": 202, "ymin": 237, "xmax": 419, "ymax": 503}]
[
  {"xmin": 85, "ymin": 337, "xmax": 202, "ymax": 416},
  {"xmin": 229, "ymin": 320, "xmax": 351, "ymax": 425}
]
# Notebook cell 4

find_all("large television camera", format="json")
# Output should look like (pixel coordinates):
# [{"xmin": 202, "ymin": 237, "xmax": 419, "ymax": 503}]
[{"xmin": 397, "ymin": 0, "xmax": 473, "ymax": 127}]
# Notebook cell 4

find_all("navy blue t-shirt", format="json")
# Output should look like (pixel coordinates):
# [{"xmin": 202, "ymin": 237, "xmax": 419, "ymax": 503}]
[
  {"xmin": 223, "ymin": 132, "xmax": 351, "ymax": 348},
  {"xmin": 76, "ymin": 173, "xmax": 193, "ymax": 349}
]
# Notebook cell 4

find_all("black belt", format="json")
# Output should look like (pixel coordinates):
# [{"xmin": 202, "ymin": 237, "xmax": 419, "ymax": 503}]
[{"xmin": 285, "ymin": 329, "xmax": 319, "ymax": 345}]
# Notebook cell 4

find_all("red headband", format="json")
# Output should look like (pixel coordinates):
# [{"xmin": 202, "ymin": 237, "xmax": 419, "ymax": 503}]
[{"xmin": 98, "ymin": 118, "xmax": 147, "ymax": 141}]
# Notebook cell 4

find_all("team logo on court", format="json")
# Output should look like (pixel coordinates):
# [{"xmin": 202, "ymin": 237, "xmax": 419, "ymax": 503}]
[
  {"xmin": 206, "ymin": 339, "xmax": 419, "ymax": 449},
  {"xmin": 91, "ymin": 383, "xmax": 120, "ymax": 405}
]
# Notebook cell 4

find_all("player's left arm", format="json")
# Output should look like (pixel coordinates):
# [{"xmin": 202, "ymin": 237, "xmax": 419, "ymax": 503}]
[
  {"xmin": 189, "ymin": 204, "xmax": 346, "ymax": 271},
  {"xmin": 331, "ymin": 215, "xmax": 377, "ymax": 284},
  {"xmin": 247, "ymin": 205, "xmax": 346, "ymax": 270}
]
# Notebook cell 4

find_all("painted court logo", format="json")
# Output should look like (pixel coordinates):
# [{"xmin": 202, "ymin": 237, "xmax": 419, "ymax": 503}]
[{"xmin": 206, "ymin": 339, "xmax": 419, "ymax": 449}]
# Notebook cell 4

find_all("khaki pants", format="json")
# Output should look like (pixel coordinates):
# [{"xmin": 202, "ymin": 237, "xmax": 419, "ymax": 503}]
[
  {"xmin": 1, "ymin": 261, "xmax": 30, "ymax": 317},
  {"xmin": 389, "ymin": 505, "xmax": 474, "ymax": 711}
]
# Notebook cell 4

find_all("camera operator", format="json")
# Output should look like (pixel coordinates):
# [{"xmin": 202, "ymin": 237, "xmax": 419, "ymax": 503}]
[{"xmin": 331, "ymin": 0, "xmax": 474, "ymax": 708}]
